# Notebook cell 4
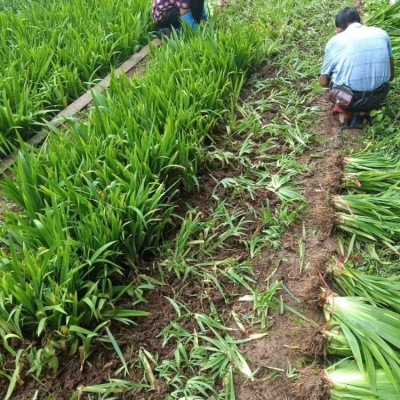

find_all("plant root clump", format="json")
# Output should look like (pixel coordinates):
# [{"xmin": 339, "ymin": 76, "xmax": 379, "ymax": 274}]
[
  {"xmin": 306, "ymin": 205, "xmax": 337, "ymax": 236},
  {"xmin": 289, "ymin": 366, "xmax": 328, "ymax": 400},
  {"xmin": 296, "ymin": 274, "xmax": 326, "ymax": 306},
  {"xmin": 294, "ymin": 325, "xmax": 327, "ymax": 359}
]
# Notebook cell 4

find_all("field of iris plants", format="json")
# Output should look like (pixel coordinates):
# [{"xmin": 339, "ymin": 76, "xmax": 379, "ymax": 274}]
[
  {"xmin": 0, "ymin": 0, "xmax": 152, "ymax": 155},
  {"xmin": 0, "ymin": 0, "xmax": 400, "ymax": 398}
]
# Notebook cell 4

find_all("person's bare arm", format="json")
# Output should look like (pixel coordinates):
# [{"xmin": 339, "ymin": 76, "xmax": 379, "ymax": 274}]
[
  {"xmin": 390, "ymin": 57, "xmax": 395, "ymax": 81},
  {"xmin": 320, "ymin": 74, "xmax": 330, "ymax": 88}
]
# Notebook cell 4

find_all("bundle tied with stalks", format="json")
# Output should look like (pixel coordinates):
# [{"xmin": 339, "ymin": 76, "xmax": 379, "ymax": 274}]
[
  {"xmin": 333, "ymin": 192, "xmax": 400, "ymax": 251},
  {"xmin": 342, "ymin": 154, "xmax": 400, "ymax": 193},
  {"xmin": 323, "ymin": 359, "xmax": 400, "ymax": 400},
  {"xmin": 333, "ymin": 263, "xmax": 400, "ymax": 314},
  {"xmin": 343, "ymin": 154, "xmax": 400, "ymax": 172},
  {"xmin": 292, "ymin": 359, "xmax": 399, "ymax": 400},
  {"xmin": 291, "ymin": 358, "xmax": 400, "ymax": 400},
  {"xmin": 293, "ymin": 289, "xmax": 400, "ymax": 399},
  {"xmin": 322, "ymin": 291, "xmax": 400, "ymax": 394}
]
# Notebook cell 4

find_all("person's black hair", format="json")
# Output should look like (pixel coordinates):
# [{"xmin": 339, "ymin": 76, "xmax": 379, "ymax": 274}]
[
  {"xmin": 335, "ymin": 7, "xmax": 361, "ymax": 29},
  {"xmin": 190, "ymin": 0, "xmax": 205, "ymax": 23}
]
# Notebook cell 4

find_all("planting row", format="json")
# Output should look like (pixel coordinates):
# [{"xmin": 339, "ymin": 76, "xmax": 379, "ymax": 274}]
[
  {"xmin": 0, "ymin": 21, "xmax": 265, "ymax": 395},
  {"xmin": 0, "ymin": 0, "xmax": 152, "ymax": 155}
]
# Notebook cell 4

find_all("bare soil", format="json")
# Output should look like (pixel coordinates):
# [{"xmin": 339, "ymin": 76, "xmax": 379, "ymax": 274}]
[{"xmin": 232, "ymin": 97, "xmax": 367, "ymax": 400}]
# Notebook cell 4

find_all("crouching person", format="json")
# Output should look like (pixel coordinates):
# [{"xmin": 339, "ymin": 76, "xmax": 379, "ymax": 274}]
[
  {"xmin": 152, "ymin": 0, "xmax": 207, "ymax": 37},
  {"xmin": 320, "ymin": 8, "xmax": 394, "ymax": 119}
]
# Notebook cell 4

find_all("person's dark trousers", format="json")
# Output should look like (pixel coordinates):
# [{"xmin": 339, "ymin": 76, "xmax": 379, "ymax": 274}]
[
  {"xmin": 190, "ymin": 0, "xmax": 205, "ymax": 23},
  {"xmin": 350, "ymin": 83, "xmax": 390, "ymax": 111},
  {"xmin": 157, "ymin": 0, "xmax": 205, "ymax": 30},
  {"xmin": 157, "ymin": 7, "xmax": 181, "ymax": 29},
  {"xmin": 330, "ymin": 82, "xmax": 390, "ymax": 111}
]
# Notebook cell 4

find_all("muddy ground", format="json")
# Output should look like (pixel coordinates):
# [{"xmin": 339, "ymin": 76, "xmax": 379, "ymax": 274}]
[{"xmin": 233, "ymin": 96, "xmax": 351, "ymax": 400}]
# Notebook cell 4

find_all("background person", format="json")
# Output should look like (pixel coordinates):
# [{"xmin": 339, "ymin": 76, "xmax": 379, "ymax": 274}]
[
  {"xmin": 320, "ymin": 7, "xmax": 394, "ymax": 113},
  {"xmin": 152, "ymin": 0, "xmax": 207, "ymax": 37}
]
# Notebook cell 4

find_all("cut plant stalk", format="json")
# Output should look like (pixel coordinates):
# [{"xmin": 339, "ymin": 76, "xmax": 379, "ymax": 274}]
[
  {"xmin": 323, "ymin": 293, "xmax": 400, "ymax": 393},
  {"xmin": 333, "ymin": 263, "xmax": 400, "ymax": 314},
  {"xmin": 323, "ymin": 325, "xmax": 352, "ymax": 357},
  {"xmin": 324, "ymin": 359, "xmax": 400, "ymax": 400}
]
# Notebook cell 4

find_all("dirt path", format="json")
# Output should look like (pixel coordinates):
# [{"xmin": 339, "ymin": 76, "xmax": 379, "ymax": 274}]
[{"xmin": 232, "ymin": 100, "xmax": 365, "ymax": 399}]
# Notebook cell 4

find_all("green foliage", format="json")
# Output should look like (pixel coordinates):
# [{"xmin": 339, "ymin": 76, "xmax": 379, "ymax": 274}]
[
  {"xmin": 326, "ymin": 359, "xmax": 399, "ymax": 400},
  {"xmin": 0, "ymin": 0, "xmax": 153, "ymax": 153},
  {"xmin": 334, "ymin": 263, "xmax": 400, "ymax": 314},
  {"xmin": 324, "ymin": 294, "xmax": 400, "ymax": 393},
  {"xmin": 328, "ymin": 2, "xmax": 400, "ymax": 398},
  {"xmin": 0, "ymin": 0, "xmax": 33, "ymax": 12},
  {"xmin": 0, "ymin": 21, "xmax": 264, "ymax": 393},
  {"xmin": 365, "ymin": 1, "xmax": 400, "ymax": 75},
  {"xmin": 334, "ymin": 192, "xmax": 400, "ymax": 250},
  {"xmin": 343, "ymin": 153, "xmax": 400, "ymax": 193},
  {"xmin": 0, "ymin": 0, "xmax": 364, "ymax": 396}
]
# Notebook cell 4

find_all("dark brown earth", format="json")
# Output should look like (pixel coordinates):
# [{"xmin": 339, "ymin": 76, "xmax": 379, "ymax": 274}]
[
  {"xmin": 290, "ymin": 366, "xmax": 327, "ymax": 400},
  {"xmin": 232, "ymin": 96, "xmax": 368, "ymax": 400},
  {"xmin": 232, "ymin": 96, "xmax": 345, "ymax": 400}
]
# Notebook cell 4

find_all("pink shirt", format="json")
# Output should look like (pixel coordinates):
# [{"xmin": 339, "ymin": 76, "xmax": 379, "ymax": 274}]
[{"xmin": 152, "ymin": 0, "xmax": 190, "ymax": 23}]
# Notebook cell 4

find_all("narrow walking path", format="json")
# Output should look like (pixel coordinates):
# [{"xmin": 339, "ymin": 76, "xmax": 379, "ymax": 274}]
[{"xmin": 233, "ymin": 96, "xmax": 356, "ymax": 400}]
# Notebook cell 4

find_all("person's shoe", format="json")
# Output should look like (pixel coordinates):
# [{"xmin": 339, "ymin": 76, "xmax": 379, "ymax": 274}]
[
  {"xmin": 158, "ymin": 27, "xmax": 172, "ymax": 38},
  {"xmin": 338, "ymin": 113, "xmax": 349, "ymax": 126}
]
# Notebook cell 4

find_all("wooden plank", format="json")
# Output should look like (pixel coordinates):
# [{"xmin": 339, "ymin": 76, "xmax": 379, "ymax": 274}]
[
  {"xmin": 51, "ymin": 39, "xmax": 161, "ymax": 126},
  {"xmin": 0, "ymin": 39, "xmax": 161, "ymax": 174}
]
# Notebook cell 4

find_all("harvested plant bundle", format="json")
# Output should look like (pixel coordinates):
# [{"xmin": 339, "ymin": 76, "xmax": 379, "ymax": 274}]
[
  {"xmin": 334, "ymin": 264, "xmax": 400, "ymax": 314},
  {"xmin": 324, "ymin": 293, "xmax": 400, "ymax": 392},
  {"xmin": 343, "ymin": 154, "xmax": 400, "ymax": 172},
  {"xmin": 343, "ymin": 154, "xmax": 400, "ymax": 193},
  {"xmin": 333, "ymin": 192, "xmax": 400, "ymax": 248},
  {"xmin": 343, "ymin": 170, "xmax": 400, "ymax": 192},
  {"xmin": 324, "ymin": 359, "xmax": 399, "ymax": 400}
]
